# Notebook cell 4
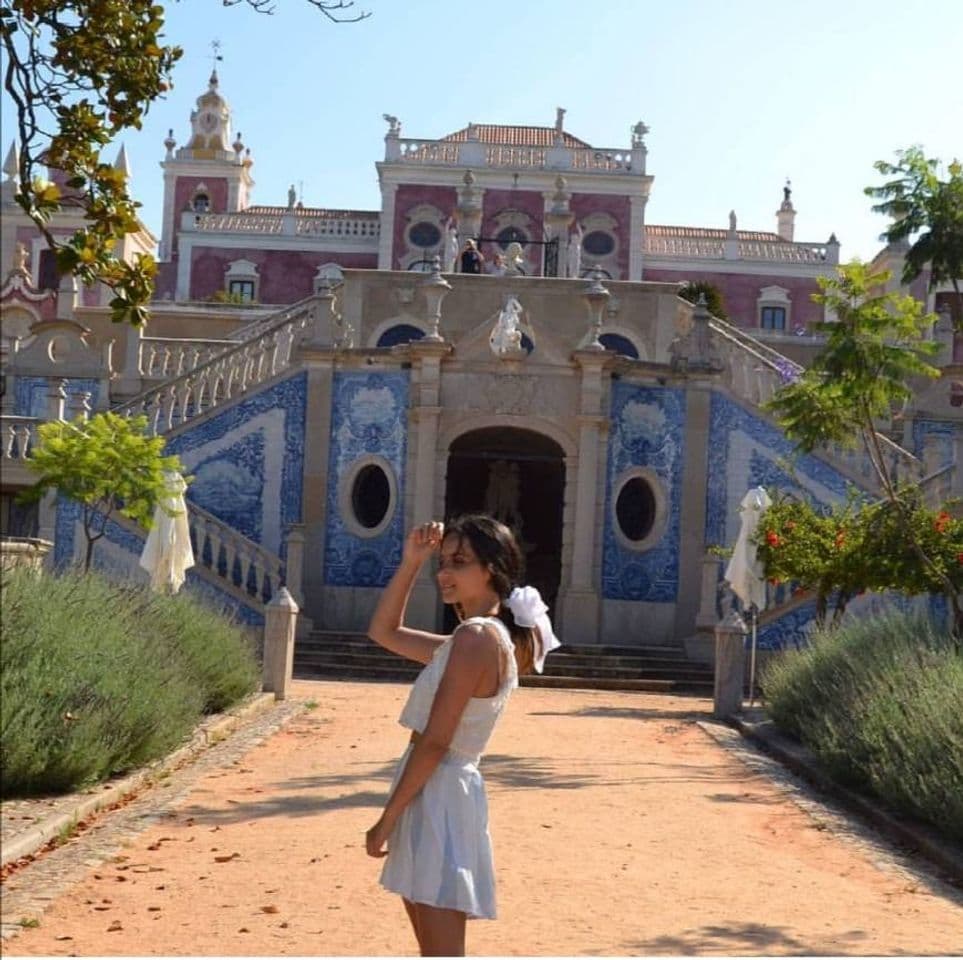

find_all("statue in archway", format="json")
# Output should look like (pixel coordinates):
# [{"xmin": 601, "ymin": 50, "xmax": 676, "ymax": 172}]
[
  {"xmin": 484, "ymin": 459, "xmax": 522, "ymax": 530},
  {"xmin": 567, "ymin": 224, "xmax": 583, "ymax": 278}
]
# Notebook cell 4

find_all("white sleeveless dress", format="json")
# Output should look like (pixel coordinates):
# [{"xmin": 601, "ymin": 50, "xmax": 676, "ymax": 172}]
[{"xmin": 379, "ymin": 616, "xmax": 518, "ymax": 920}]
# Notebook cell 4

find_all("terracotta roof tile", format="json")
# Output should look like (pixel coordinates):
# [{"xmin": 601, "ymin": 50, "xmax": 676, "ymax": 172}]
[{"xmin": 441, "ymin": 124, "xmax": 590, "ymax": 148}]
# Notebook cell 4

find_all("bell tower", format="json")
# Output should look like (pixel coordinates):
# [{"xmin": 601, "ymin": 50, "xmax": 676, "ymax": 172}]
[{"xmin": 158, "ymin": 69, "xmax": 254, "ymax": 261}]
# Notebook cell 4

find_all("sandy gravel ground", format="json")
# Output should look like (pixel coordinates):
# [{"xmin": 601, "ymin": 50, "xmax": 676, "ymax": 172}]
[{"xmin": 5, "ymin": 680, "xmax": 963, "ymax": 957}]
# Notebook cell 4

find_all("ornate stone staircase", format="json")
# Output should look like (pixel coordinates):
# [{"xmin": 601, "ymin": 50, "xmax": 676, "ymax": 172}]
[{"xmin": 294, "ymin": 630, "xmax": 715, "ymax": 693}]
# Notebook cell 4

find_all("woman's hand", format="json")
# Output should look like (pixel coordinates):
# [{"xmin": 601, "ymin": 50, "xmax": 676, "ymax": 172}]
[
  {"xmin": 365, "ymin": 813, "xmax": 394, "ymax": 858},
  {"xmin": 402, "ymin": 521, "xmax": 444, "ymax": 567}
]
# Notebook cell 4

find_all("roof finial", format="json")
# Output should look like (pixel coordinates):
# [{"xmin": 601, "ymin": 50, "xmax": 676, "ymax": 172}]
[{"xmin": 209, "ymin": 39, "xmax": 223, "ymax": 87}]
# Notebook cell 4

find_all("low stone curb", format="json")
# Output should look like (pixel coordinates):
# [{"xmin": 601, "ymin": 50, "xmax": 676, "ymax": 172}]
[
  {"xmin": 728, "ymin": 713, "xmax": 963, "ymax": 886},
  {"xmin": 0, "ymin": 691, "xmax": 279, "ymax": 869}
]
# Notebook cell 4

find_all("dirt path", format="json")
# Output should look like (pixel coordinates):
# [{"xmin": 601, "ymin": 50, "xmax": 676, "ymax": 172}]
[{"xmin": 4, "ymin": 681, "xmax": 963, "ymax": 956}]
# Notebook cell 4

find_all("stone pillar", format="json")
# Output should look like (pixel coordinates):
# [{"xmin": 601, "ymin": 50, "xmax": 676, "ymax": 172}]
[
  {"xmin": 543, "ymin": 175, "xmax": 573, "ymax": 279},
  {"xmin": 695, "ymin": 553, "xmax": 723, "ymax": 631},
  {"xmin": 299, "ymin": 283, "xmax": 337, "ymax": 351},
  {"xmin": 561, "ymin": 350, "xmax": 607, "ymax": 641},
  {"xmin": 262, "ymin": 586, "xmax": 298, "ymax": 700},
  {"xmin": 115, "ymin": 323, "xmax": 144, "ymax": 398},
  {"xmin": 407, "ymin": 340, "xmax": 450, "ymax": 628},
  {"xmin": 628, "ymin": 194, "xmax": 646, "ymax": 281},
  {"xmin": 713, "ymin": 610, "xmax": 747, "ymax": 719},
  {"xmin": 284, "ymin": 523, "xmax": 306, "ymax": 607},
  {"xmin": 378, "ymin": 180, "xmax": 398, "ymax": 269},
  {"xmin": 455, "ymin": 170, "xmax": 484, "ymax": 241},
  {"xmin": 56, "ymin": 273, "xmax": 79, "ymax": 321}
]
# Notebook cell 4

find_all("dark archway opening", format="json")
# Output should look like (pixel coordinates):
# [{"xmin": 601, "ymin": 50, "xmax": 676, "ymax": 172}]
[{"xmin": 443, "ymin": 427, "xmax": 565, "ymax": 632}]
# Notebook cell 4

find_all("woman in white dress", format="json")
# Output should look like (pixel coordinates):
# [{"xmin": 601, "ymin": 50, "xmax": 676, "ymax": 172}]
[{"xmin": 366, "ymin": 514, "xmax": 559, "ymax": 956}]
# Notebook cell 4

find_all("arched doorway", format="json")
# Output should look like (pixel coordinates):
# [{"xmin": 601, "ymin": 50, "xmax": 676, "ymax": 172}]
[{"xmin": 444, "ymin": 427, "xmax": 565, "ymax": 629}]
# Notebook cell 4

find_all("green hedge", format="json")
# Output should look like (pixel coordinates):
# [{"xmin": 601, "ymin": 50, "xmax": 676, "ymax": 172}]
[
  {"xmin": 0, "ymin": 568, "xmax": 259, "ymax": 797},
  {"xmin": 762, "ymin": 610, "xmax": 963, "ymax": 842}
]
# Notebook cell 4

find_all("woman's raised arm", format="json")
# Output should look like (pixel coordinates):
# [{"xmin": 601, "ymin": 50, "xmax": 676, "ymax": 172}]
[{"xmin": 367, "ymin": 522, "xmax": 450, "ymax": 665}]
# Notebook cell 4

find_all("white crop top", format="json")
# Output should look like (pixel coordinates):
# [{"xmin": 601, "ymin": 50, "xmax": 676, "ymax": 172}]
[{"xmin": 398, "ymin": 616, "xmax": 519, "ymax": 763}]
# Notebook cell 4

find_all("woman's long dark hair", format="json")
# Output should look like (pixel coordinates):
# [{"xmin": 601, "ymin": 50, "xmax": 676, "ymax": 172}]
[{"xmin": 443, "ymin": 514, "xmax": 537, "ymax": 676}]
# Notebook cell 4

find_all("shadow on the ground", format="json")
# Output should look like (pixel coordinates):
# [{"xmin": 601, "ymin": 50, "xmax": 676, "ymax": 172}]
[
  {"xmin": 706, "ymin": 791, "xmax": 783, "ymax": 805},
  {"xmin": 624, "ymin": 921, "xmax": 869, "ymax": 955},
  {"xmin": 526, "ymin": 704, "xmax": 712, "ymax": 723}
]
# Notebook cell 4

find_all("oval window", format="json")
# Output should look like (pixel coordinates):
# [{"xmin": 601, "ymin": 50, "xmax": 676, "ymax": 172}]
[
  {"xmin": 408, "ymin": 221, "xmax": 441, "ymax": 248},
  {"xmin": 496, "ymin": 226, "xmax": 528, "ymax": 249},
  {"xmin": 583, "ymin": 230, "xmax": 615, "ymax": 256},
  {"xmin": 351, "ymin": 464, "xmax": 391, "ymax": 529},
  {"xmin": 615, "ymin": 476, "xmax": 656, "ymax": 542}
]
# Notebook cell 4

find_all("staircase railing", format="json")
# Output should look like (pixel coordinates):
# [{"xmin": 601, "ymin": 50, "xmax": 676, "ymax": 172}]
[
  {"xmin": 139, "ymin": 336, "xmax": 233, "ymax": 379},
  {"xmin": 708, "ymin": 316, "xmax": 924, "ymax": 491},
  {"xmin": 1, "ymin": 415, "xmax": 38, "ymax": 464},
  {"xmin": 187, "ymin": 501, "xmax": 285, "ymax": 605},
  {"xmin": 111, "ymin": 295, "xmax": 319, "ymax": 436}
]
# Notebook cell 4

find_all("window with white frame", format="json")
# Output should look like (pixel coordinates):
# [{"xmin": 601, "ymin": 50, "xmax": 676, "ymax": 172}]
[
  {"xmin": 757, "ymin": 286, "xmax": 791, "ymax": 331},
  {"xmin": 224, "ymin": 259, "xmax": 259, "ymax": 303}
]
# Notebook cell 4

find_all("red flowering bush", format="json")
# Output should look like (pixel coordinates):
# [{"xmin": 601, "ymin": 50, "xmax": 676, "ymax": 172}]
[{"xmin": 754, "ymin": 491, "xmax": 963, "ymax": 627}]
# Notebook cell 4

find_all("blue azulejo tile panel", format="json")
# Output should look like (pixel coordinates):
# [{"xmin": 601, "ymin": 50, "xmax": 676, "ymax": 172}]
[
  {"xmin": 324, "ymin": 370, "xmax": 409, "ymax": 587},
  {"xmin": 754, "ymin": 600, "xmax": 818, "ymax": 651},
  {"xmin": 165, "ymin": 372, "xmax": 306, "ymax": 557},
  {"xmin": 911, "ymin": 418, "xmax": 959, "ymax": 473},
  {"xmin": 706, "ymin": 392, "xmax": 853, "ymax": 550},
  {"xmin": 15, "ymin": 376, "xmax": 100, "ymax": 417},
  {"xmin": 53, "ymin": 496, "xmax": 264, "ymax": 626},
  {"xmin": 601, "ymin": 384, "xmax": 685, "ymax": 602}
]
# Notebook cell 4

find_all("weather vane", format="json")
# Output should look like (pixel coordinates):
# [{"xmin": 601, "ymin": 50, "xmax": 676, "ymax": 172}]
[{"xmin": 209, "ymin": 39, "xmax": 223, "ymax": 70}]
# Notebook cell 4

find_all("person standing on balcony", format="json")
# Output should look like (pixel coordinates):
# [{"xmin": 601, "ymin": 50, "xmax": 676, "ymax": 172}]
[
  {"xmin": 459, "ymin": 238, "xmax": 484, "ymax": 274},
  {"xmin": 365, "ymin": 515, "xmax": 559, "ymax": 956}
]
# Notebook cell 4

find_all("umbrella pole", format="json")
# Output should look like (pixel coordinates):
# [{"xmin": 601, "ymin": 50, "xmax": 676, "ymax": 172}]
[{"xmin": 748, "ymin": 605, "xmax": 758, "ymax": 708}]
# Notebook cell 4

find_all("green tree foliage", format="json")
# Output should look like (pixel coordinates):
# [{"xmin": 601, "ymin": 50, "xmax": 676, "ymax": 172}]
[
  {"xmin": 764, "ymin": 261, "xmax": 961, "ymax": 631},
  {"xmin": 678, "ymin": 280, "xmax": 728, "ymax": 320},
  {"xmin": 19, "ymin": 412, "xmax": 186, "ymax": 571},
  {"xmin": 865, "ymin": 146, "xmax": 963, "ymax": 330},
  {"xmin": 0, "ymin": 0, "xmax": 367, "ymax": 326}
]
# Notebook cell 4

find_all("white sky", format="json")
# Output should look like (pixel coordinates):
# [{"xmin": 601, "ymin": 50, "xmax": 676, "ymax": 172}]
[{"xmin": 5, "ymin": 0, "xmax": 962, "ymax": 261}]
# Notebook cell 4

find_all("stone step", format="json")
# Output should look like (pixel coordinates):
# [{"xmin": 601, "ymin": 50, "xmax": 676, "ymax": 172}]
[
  {"xmin": 293, "ymin": 651, "xmax": 711, "ymax": 682},
  {"xmin": 291, "ymin": 661, "xmax": 710, "ymax": 693}
]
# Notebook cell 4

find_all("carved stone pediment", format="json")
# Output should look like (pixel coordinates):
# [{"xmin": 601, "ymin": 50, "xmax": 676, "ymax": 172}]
[{"xmin": 7, "ymin": 319, "xmax": 113, "ymax": 378}]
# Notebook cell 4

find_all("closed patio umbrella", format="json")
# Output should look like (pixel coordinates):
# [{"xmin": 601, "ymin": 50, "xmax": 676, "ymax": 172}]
[
  {"xmin": 139, "ymin": 471, "xmax": 194, "ymax": 594},
  {"xmin": 724, "ymin": 486, "xmax": 772, "ymax": 705}
]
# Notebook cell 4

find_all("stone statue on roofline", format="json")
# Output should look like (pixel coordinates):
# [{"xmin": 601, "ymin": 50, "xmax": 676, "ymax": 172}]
[
  {"xmin": 382, "ymin": 114, "xmax": 401, "ymax": 137},
  {"xmin": 287, "ymin": 184, "xmax": 296, "ymax": 210},
  {"xmin": 444, "ymin": 218, "xmax": 459, "ymax": 273},
  {"xmin": 631, "ymin": 120, "xmax": 650, "ymax": 148}
]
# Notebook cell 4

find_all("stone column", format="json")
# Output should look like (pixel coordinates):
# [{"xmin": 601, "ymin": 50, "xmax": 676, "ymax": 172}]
[
  {"xmin": 455, "ymin": 170, "xmax": 484, "ymax": 241},
  {"xmin": 262, "ymin": 586, "xmax": 299, "ymax": 700},
  {"xmin": 713, "ymin": 610, "xmax": 746, "ymax": 719},
  {"xmin": 628, "ymin": 194, "xmax": 647, "ymax": 281},
  {"xmin": 378, "ymin": 180, "xmax": 398, "ymax": 270},
  {"xmin": 561, "ymin": 349, "xmax": 608, "ymax": 642},
  {"xmin": 406, "ymin": 340, "xmax": 451, "ymax": 629},
  {"xmin": 115, "ymin": 323, "xmax": 144, "ymax": 399}
]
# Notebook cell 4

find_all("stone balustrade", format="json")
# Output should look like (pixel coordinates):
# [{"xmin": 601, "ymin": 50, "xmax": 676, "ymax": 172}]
[
  {"xmin": 708, "ymin": 316, "xmax": 922, "ymax": 490},
  {"xmin": 645, "ymin": 235, "xmax": 836, "ymax": 264},
  {"xmin": 187, "ymin": 501, "xmax": 285, "ymax": 604},
  {"xmin": 1, "ymin": 415, "xmax": 38, "ymax": 464},
  {"xmin": 187, "ymin": 210, "xmax": 380, "ymax": 239},
  {"xmin": 391, "ymin": 138, "xmax": 643, "ymax": 175},
  {"xmin": 113, "ymin": 300, "xmax": 314, "ymax": 435},
  {"xmin": 140, "ymin": 337, "xmax": 233, "ymax": 379}
]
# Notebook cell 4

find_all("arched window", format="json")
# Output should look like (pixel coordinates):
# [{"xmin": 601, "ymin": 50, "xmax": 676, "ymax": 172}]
[
  {"xmin": 496, "ymin": 225, "xmax": 528, "ymax": 249},
  {"xmin": 376, "ymin": 324, "xmax": 426, "ymax": 348},
  {"xmin": 599, "ymin": 333, "xmax": 639, "ymax": 359}
]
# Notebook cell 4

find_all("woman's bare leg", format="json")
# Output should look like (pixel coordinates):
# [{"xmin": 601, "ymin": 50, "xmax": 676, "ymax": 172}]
[
  {"xmin": 415, "ymin": 903, "xmax": 467, "ymax": 957},
  {"xmin": 402, "ymin": 898, "xmax": 424, "ymax": 953}
]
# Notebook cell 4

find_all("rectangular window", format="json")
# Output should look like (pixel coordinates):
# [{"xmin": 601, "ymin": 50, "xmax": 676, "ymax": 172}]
[
  {"xmin": 761, "ymin": 306, "xmax": 786, "ymax": 330},
  {"xmin": 38, "ymin": 248, "xmax": 60, "ymax": 291},
  {"xmin": 228, "ymin": 279, "xmax": 256, "ymax": 302}
]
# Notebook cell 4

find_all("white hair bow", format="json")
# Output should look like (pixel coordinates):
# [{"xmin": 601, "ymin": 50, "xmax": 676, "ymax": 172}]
[{"xmin": 505, "ymin": 585, "xmax": 561, "ymax": 674}]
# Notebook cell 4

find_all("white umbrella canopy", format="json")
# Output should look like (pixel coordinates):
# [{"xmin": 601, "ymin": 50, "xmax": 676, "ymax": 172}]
[
  {"xmin": 724, "ymin": 486, "xmax": 773, "ymax": 612},
  {"xmin": 139, "ymin": 471, "xmax": 194, "ymax": 594}
]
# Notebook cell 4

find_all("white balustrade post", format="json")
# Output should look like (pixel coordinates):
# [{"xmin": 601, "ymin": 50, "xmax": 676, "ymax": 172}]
[
  {"xmin": 46, "ymin": 379, "xmax": 67, "ymax": 421},
  {"xmin": 262, "ymin": 586, "xmax": 299, "ymax": 700}
]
